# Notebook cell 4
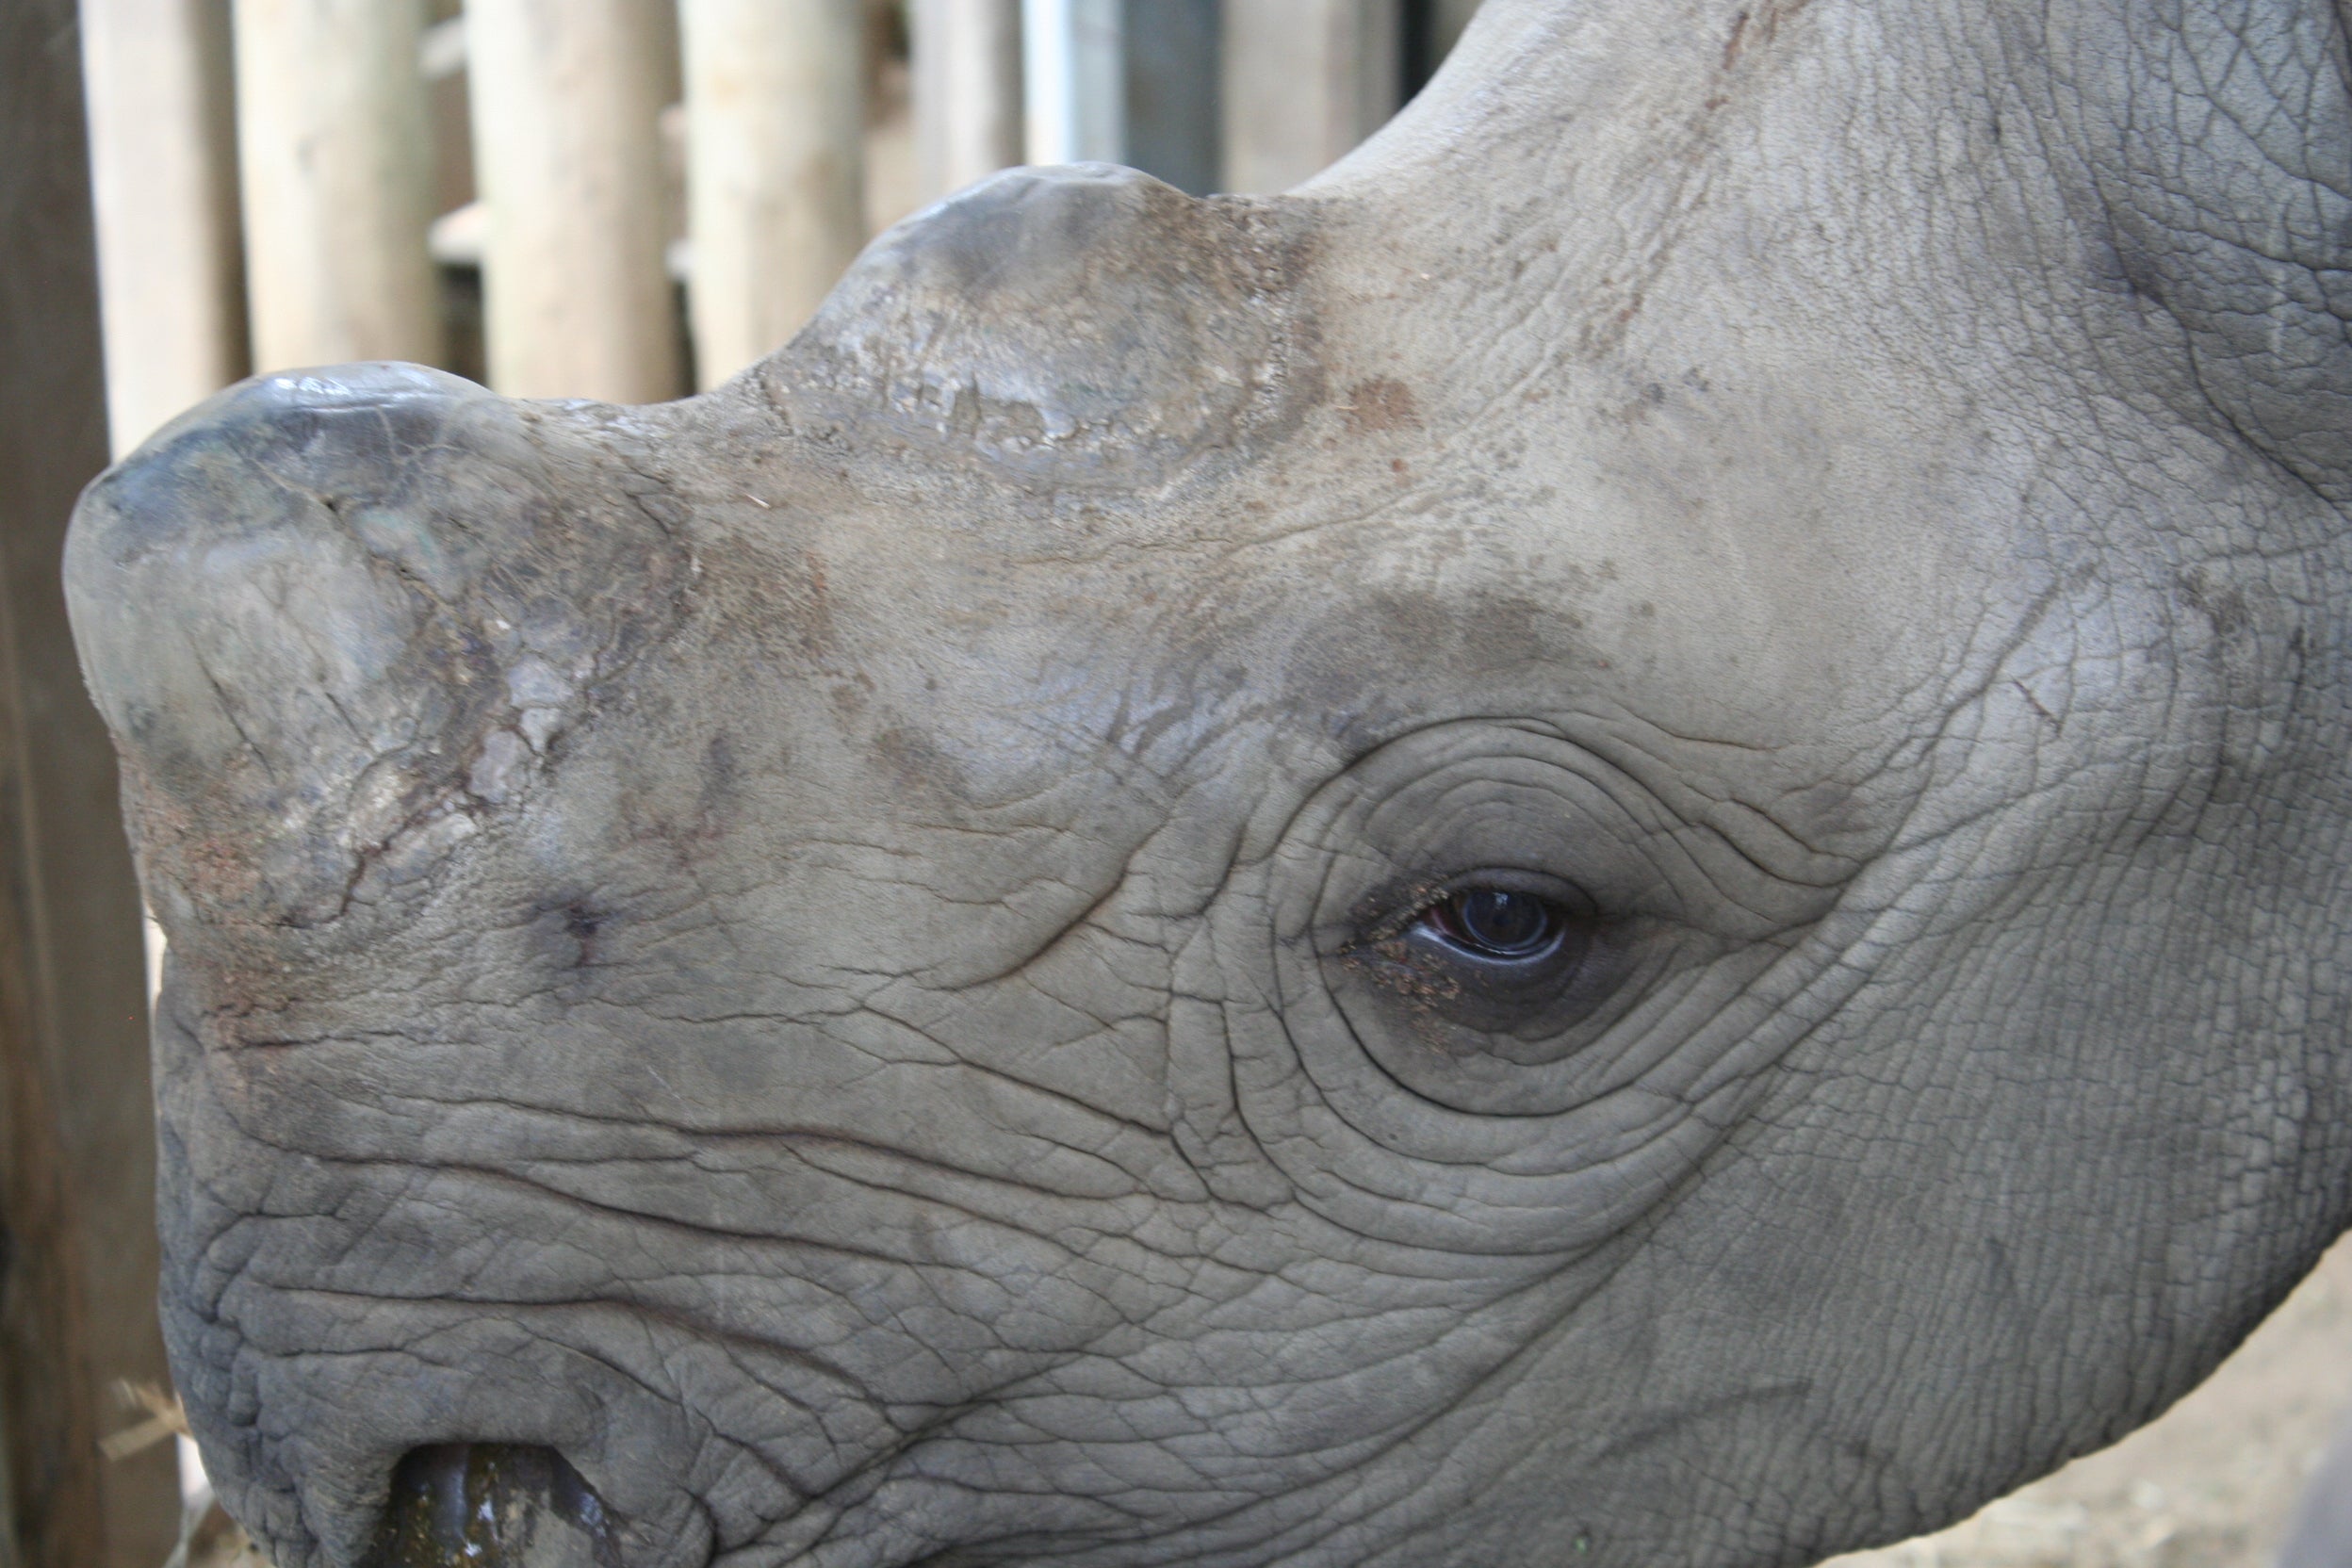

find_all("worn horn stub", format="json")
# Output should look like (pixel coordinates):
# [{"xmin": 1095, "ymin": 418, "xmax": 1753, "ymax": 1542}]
[{"xmin": 771, "ymin": 163, "xmax": 1315, "ymax": 490}]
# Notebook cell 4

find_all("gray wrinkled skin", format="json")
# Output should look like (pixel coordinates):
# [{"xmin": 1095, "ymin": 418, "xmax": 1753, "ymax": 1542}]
[{"xmin": 61, "ymin": 0, "xmax": 2352, "ymax": 1563}]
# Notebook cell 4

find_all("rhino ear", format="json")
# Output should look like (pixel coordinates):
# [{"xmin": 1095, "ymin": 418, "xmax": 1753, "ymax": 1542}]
[
  {"xmin": 766, "ymin": 164, "xmax": 1316, "ymax": 491},
  {"xmin": 65, "ymin": 364, "xmax": 687, "ymax": 940}
]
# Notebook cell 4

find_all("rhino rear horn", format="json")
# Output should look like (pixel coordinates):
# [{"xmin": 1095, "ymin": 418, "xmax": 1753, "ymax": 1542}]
[{"xmin": 770, "ymin": 164, "xmax": 1316, "ymax": 491}]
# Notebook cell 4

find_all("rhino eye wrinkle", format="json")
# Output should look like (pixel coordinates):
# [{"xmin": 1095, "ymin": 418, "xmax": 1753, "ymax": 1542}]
[{"xmin": 1420, "ymin": 887, "xmax": 1565, "ymax": 960}]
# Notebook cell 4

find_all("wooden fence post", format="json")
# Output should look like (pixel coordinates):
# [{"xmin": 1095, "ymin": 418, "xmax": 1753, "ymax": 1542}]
[
  {"xmin": 0, "ymin": 5, "xmax": 185, "ymax": 1567},
  {"xmin": 678, "ymin": 0, "xmax": 865, "ymax": 388},
  {"xmin": 466, "ymin": 0, "xmax": 683, "ymax": 400},
  {"xmin": 78, "ymin": 0, "xmax": 246, "ymax": 454},
  {"xmin": 909, "ymin": 0, "xmax": 1021, "ymax": 204},
  {"xmin": 233, "ymin": 0, "xmax": 442, "ymax": 371},
  {"xmin": 1221, "ymin": 0, "xmax": 1401, "ymax": 193}
]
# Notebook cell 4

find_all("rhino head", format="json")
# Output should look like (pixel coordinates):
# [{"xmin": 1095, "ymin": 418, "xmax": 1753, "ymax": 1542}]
[{"xmin": 64, "ymin": 0, "xmax": 2352, "ymax": 1563}]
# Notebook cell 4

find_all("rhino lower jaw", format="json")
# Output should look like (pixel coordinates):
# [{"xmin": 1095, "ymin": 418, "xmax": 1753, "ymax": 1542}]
[{"xmin": 370, "ymin": 1446, "xmax": 623, "ymax": 1568}]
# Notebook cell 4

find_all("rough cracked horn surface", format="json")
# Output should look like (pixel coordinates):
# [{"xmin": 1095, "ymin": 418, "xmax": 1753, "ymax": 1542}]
[{"xmin": 61, "ymin": 0, "xmax": 2352, "ymax": 1565}]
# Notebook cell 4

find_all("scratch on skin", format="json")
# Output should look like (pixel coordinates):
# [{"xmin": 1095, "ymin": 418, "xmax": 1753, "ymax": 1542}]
[
  {"xmin": 2013, "ymin": 679, "xmax": 2064, "ymax": 735},
  {"xmin": 190, "ymin": 645, "xmax": 279, "ymax": 785}
]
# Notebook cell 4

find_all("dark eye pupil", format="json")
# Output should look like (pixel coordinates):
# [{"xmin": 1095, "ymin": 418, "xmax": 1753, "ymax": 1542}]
[{"xmin": 1433, "ymin": 889, "xmax": 1560, "ymax": 959}]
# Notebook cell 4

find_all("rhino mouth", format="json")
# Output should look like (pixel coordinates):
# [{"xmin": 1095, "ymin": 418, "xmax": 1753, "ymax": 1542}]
[{"xmin": 372, "ymin": 1445, "xmax": 623, "ymax": 1568}]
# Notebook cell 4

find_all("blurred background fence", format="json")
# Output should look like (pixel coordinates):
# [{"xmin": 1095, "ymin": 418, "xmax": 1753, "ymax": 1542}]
[{"xmin": 82, "ymin": 0, "xmax": 1486, "ymax": 452}]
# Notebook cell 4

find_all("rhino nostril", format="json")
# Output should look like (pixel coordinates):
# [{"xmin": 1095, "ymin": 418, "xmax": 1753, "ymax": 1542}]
[{"xmin": 371, "ymin": 1444, "xmax": 621, "ymax": 1568}]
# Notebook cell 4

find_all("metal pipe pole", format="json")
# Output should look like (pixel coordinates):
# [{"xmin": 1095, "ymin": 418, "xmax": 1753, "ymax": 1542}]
[{"xmin": 1021, "ymin": 0, "xmax": 1121, "ymax": 165}]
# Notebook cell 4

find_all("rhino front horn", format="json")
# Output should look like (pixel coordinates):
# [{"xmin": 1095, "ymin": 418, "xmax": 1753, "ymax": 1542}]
[{"xmin": 65, "ymin": 361, "xmax": 688, "ymax": 939}]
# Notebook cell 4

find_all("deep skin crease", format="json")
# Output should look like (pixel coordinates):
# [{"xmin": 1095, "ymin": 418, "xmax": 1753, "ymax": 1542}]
[{"xmin": 60, "ymin": 0, "xmax": 2352, "ymax": 1564}]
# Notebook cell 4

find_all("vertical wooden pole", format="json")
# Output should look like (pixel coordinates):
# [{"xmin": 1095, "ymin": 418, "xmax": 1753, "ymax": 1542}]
[
  {"xmin": 1220, "ymin": 0, "xmax": 1402, "ymax": 193},
  {"xmin": 1021, "ymin": 0, "xmax": 1121, "ymax": 164},
  {"xmin": 466, "ymin": 0, "xmax": 682, "ymax": 400},
  {"xmin": 78, "ymin": 0, "xmax": 246, "ymax": 454},
  {"xmin": 0, "ymin": 564, "xmax": 87, "ymax": 1568},
  {"xmin": 233, "ymin": 0, "xmax": 442, "ymax": 372},
  {"xmin": 0, "ymin": 5, "xmax": 183, "ymax": 1567},
  {"xmin": 909, "ymin": 0, "xmax": 1021, "ymax": 204},
  {"xmin": 678, "ymin": 0, "xmax": 865, "ymax": 388}
]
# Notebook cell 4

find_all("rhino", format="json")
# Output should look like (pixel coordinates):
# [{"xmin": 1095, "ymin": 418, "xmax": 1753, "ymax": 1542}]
[{"xmin": 61, "ymin": 0, "xmax": 2352, "ymax": 1562}]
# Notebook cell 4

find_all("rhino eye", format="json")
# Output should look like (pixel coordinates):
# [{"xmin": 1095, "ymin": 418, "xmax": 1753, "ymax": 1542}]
[{"xmin": 1417, "ymin": 887, "xmax": 1568, "ymax": 962}]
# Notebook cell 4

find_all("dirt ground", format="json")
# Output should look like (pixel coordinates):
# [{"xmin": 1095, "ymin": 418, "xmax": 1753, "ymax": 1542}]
[{"xmin": 1823, "ymin": 1234, "xmax": 2352, "ymax": 1568}]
